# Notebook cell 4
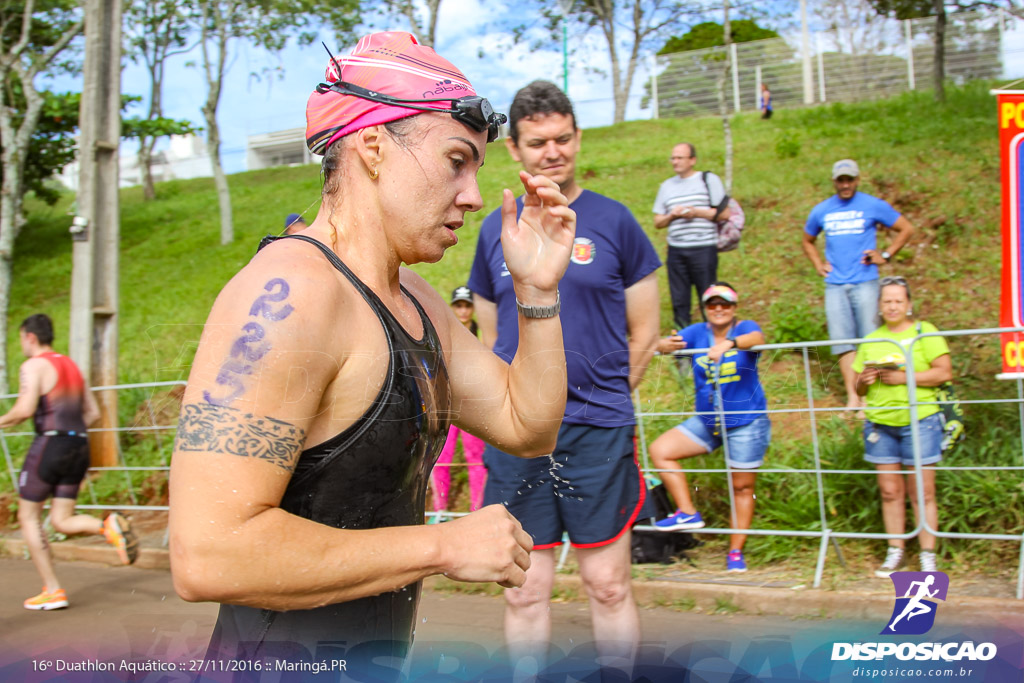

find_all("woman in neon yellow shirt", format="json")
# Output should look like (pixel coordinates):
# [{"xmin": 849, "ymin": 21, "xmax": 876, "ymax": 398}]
[{"xmin": 853, "ymin": 276, "xmax": 952, "ymax": 578}]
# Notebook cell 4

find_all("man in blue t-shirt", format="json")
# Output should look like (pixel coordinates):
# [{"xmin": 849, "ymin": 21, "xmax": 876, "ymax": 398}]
[
  {"xmin": 468, "ymin": 80, "xmax": 662, "ymax": 671},
  {"xmin": 801, "ymin": 159, "xmax": 915, "ymax": 411}
]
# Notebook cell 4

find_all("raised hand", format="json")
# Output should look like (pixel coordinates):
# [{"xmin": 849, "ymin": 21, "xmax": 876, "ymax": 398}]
[
  {"xmin": 434, "ymin": 504, "xmax": 533, "ymax": 588},
  {"xmin": 499, "ymin": 171, "xmax": 576, "ymax": 301}
]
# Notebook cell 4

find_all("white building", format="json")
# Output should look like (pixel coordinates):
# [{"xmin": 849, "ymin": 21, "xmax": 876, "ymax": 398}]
[
  {"xmin": 59, "ymin": 134, "xmax": 214, "ymax": 192},
  {"xmin": 246, "ymin": 127, "xmax": 319, "ymax": 170}
]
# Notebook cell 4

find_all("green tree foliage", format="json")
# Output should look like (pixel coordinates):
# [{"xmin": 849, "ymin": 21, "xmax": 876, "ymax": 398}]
[
  {"xmin": 501, "ymin": 0, "xmax": 693, "ymax": 124},
  {"xmin": 644, "ymin": 19, "xmax": 782, "ymax": 117},
  {"xmin": 0, "ymin": 0, "xmax": 83, "ymax": 385},
  {"xmin": 658, "ymin": 20, "xmax": 779, "ymax": 54},
  {"xmin": 5, "ymin": 89, "xmax": 79, "ymax": 206},
  {"xmin": 360, "ymin": 0, "xmax": 441, "ymax": 47},
  {"xmin": 193, "ymin": 0, "xmax": 359, "ymax": 245},
  {"xmin": 124, "ymin": 0, "xmax": 199, "ymax": 201},
  {"xmin": 865, "ymin": 0, "xmax": 931, "ymax": 20},
  {"xmin": 0, "ymin": 87, "xmax": 193, "ymax": 206}
]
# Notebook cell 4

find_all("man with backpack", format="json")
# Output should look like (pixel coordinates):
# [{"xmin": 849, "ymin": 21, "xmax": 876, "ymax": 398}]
[{"xmin": 653, "ymin": 142, "xmax": 732, "ymax": 328}]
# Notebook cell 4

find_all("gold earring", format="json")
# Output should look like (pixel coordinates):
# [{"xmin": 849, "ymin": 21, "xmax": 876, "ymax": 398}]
[{"xmin": 368, "ymin": 166, "xmax": 378, "ymax": 180}]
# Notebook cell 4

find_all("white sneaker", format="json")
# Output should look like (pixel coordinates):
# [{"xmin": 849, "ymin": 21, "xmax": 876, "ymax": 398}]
[
  {"xmin": 874, "ymin": 546, "xmax": 904, "ymax": 578},
  {"xmin": 919, "ymin": 550, "xmax": 938, "ymax": 572}
]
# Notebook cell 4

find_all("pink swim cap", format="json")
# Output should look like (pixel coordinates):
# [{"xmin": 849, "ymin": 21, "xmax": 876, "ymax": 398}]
[{"xmin": 305, "ymin": 32, "xmax": 478, "ymax": 155}]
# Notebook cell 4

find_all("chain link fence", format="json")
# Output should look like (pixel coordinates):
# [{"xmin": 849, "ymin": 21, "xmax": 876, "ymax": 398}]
[{"xmin": 649, "ymin": 9, "xmax": 1021, "ymax": 119}]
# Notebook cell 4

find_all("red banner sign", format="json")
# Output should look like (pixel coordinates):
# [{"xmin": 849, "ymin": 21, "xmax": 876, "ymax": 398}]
[{"xmin": 998, "ymin": 90, "xmax": 1024, "ymax": 377}]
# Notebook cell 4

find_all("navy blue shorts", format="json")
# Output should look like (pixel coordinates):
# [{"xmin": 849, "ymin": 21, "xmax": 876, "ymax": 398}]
[{"xmin": 482, "ymin": 423, "xmax": 645, "ymax": 549}]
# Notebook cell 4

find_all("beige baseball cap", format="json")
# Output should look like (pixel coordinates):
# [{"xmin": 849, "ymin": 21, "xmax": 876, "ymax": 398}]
[{"xmin": 831, "ymin": 159, "xmax": 860, "ymax": 179}]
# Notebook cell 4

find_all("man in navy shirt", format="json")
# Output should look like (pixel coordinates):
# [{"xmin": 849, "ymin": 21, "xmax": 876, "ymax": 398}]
[
  {"xmin": 802, "ymin": 159, "xmax": 915, "ymax": 411},
  {"xmin": 469, "ymin": 80, "xmax": 662, "ymax": 672}
]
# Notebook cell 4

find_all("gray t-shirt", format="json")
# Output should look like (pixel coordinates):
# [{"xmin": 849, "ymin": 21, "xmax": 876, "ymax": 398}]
[{"xmin": 652, "ymin": 172, "xmax": 726, "ymax": 248}]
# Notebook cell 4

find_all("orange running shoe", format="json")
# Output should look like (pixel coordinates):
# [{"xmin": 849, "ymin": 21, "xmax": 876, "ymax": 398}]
[
  {"xmin": 24, "ymin": 588, "xmax": 68, "ymax": 611},
  {"xmin": 103, "ymin": 513, "xmax": 139, "ymax": 565}
]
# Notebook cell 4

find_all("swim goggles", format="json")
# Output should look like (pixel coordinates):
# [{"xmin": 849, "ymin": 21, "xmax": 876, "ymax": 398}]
[{"xmin": 315, "ymin": 79, "xmax": 507, "ymax": 143}]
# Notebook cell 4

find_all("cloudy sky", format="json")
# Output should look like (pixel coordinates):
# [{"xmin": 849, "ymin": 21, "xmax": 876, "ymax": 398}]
[{"xmin": 46, "ymin": 1, "xmax": 1024, "ymax": 176}]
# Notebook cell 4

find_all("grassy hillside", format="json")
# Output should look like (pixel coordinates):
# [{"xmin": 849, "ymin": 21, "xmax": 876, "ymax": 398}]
[
  {"xmin": 7, "ymin": 81, "xmax": 1021, "ymax": 578},
  {"xmin": 14, "ymin": 81, "xmax": 1001, "ymax": 383}
]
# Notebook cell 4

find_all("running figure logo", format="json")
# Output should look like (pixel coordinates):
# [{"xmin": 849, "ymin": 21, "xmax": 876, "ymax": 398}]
[{"xmin": 882, "ymin": 571, "xmax": 949, "ymax": 635}]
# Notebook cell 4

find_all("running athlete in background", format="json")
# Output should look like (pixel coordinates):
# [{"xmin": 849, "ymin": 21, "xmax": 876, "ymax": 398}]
[{"xmin": 0, "ymin": 314, "xmax": 138, "ymax": 611}]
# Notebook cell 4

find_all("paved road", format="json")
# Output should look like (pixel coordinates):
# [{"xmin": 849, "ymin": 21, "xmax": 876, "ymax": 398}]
[
  {"xmin": 0, "ymin": 558, "xmax": 1020, "ymax": 682},
  {"xmin": 0, "ymin": 556, "xmax": 816, "ymax": 654}
]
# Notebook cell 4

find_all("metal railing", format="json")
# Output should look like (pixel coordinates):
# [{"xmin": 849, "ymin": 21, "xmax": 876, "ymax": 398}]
[
  {"xmin": 2, "ymin": 330, "xmax": 1021, "ymax": 599},
  {"xmin": 0, "ymin": 380, "xmax": 183, "ymax": 517},
  {"xmin": 650, "ymin": 9, "xmax": 1021, "ymax": 119}
]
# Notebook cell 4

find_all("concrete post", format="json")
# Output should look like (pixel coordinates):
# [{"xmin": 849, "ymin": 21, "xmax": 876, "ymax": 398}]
[
  {"xmin": 730, "ymin": 43, "xmax": 740, "ymax": 112},
  {"xmin": 905, "ymin": 20, "xmax": 916, "ymax": 90},
  {"xmin": 800, "ymin": 0, "xmax": 814, "ymax": 104},
  {"xmin": 755, "ymin": 64, "xmax": 762, "ymax": 111},
  {"xmin": 651, "ymin": 54, "xmax": 659, "ymax": 119},
  {"xmin": 71, "ymin": 0, "xmax": 122, "ymax": 467},
  {"xmin": 817, "ymin": 34, "xmax": 827, "ymax": 102}
]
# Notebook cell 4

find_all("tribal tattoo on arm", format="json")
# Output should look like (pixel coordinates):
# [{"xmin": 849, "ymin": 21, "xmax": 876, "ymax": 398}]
[{"xmin": 175, "ymin": 403, "xmax": 306, "ymax": 472}]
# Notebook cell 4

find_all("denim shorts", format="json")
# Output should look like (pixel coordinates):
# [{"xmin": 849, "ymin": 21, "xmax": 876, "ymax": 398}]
[
  {"xmin": 676, "ymin": 415, "xmax": 771, "ymax": 469},
  {"xmin": 863, "ymin": 412, "xmax": 944, "ymax": 466},
  {"xmin": 825, "ymin": 280, "xmax": 880, "ymax": 355}
]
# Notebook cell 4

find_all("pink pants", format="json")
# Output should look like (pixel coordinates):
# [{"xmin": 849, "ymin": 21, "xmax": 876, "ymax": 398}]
[{"xmin": 431, "ymin": 425, "xmax": 487, "ymax": 512}]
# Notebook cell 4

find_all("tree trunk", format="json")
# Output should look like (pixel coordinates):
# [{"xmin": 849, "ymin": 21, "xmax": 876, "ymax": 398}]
[
  {"xmin": 139, "ymin": 137, "xmax": 156, "ymax": 200},
  {"xmin": 201, "ymin": 0, "xmax": 233, "ymax": 245},
  {"xmin": 0, "ymin": 137, "xmax": 28, "ymax": 389},
  {"xmin": 424, "ymin": 0, "xmax": 440, "ymax": 47},
  {"xmin": 0, "ymin": 6, "xmax": 82, "ymax": 387},
  {"xmin": 204, "ymin": 107, "xmax": 233, "ymax": 245},
  {"xmin": 595, "ymin": 6, "xmax": 626, "ymax": 123},
  {"xmin": 0, "ymin": 171, "xmax": 21, "ymax": 389},
  {"xmin": 0, "ymin": 254, "xmax": 11, "ymax": 388},
  {"xmin": 0, "ymin": 80, "xmax": 44, "ymax": 388},
  {"xmin": 933, "ymin": 0, "xmax": 945, "ymax": 103},
  {"xmin": 720, "ymin": 0, "xmax": 734, "ymax": 193}
]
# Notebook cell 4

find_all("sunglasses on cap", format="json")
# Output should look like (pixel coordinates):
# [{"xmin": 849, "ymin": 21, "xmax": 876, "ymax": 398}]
[
  {"xmin": 879, "ymin": 276, "xmax": 908, "ymax": 287},
  {"xmin": 316, "ymin": 80, "xmax": 507, "ymax": 143}
]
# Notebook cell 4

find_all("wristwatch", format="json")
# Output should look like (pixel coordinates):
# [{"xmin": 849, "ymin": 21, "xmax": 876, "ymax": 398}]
[
  {"xmin": 516, "ymin": 291, "xmax": 561, "ymax": 319},
  {"xmin": 881, "ymin": 251, "xmax": 892, "ymax": 263}
]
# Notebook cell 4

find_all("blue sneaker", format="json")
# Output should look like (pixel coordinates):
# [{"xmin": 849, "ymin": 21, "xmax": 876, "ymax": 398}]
[
  {"xmin": 727, "ymin": 549, "xmax": 747, "ymax": 572},
  {"xmin": 653, "ymin": 509, "xmax": 704, "ymax": 531}
]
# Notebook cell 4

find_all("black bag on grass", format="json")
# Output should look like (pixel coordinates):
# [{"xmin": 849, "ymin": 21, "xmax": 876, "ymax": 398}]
[{"xmin": 631, "ymin": 482, "xmax": 701, "ymax": 565}]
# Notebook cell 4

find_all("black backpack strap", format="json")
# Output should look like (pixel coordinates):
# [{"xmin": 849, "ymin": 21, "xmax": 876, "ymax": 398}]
[{"xmin": 701, "ymin": 171, "xmax": 730, "ymax": 221}]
